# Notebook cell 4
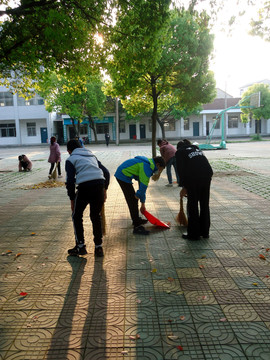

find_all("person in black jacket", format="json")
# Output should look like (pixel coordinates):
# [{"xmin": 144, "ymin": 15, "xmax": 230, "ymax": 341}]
[{"xmin": 175, "ymin": 139, "xmax": 213, "ymax": 240}]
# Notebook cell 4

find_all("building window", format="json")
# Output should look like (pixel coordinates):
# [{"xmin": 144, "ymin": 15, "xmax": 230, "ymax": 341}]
[
  {"xmin": 0, "ymin": 92, "xmax": 13, "ymax": 106},
  {"xmin": 164, "ymin": 118, "xmax": 175, "ymax": 131},
  {"xmin": 119, "ymin": 120, "xmax": 126, "ymax": 133},
  {"xmin": 27, "ymin": 122, "xmax": 36, "ymax": 136},
  {"xmin": 228, "ymin": 115, "xmax": 238, "ymax": 128},
  {"xmin": 96, "ymin": 123, "xmax": 109, "ymax": 134},
  {"xmin": 80, "ymin": 125, "xmax": 88, "ymax": 135},
  {"xmin": 18, "ymin": 94, "xmax": 44, "ymax": 106},
  {"xmin": 0, "ymin": 123, "xmax": 16, "ymax": 137},
  {"xmin": 184, "ymin": 118, "xmax": 189, "ymax": 130},
  {"xmin": 213, "ymin": 116, "xmax": 220, "ymax": 129}
]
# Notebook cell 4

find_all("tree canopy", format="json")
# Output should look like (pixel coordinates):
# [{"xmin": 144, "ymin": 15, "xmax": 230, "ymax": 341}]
[
  {"xmin": 0, "ymin": 0, "xmax": 110, "ymax": 91},
  {"xmin": 240, "ymin": 84, "xmax": 270, "ymax": 135},
  {"xmin": 38, "ymin": 73, "xmax": 106, "ymax": 140},
  {"xmin": 106, "ymin": 6, "xmax": 216, "ymax": 155}
]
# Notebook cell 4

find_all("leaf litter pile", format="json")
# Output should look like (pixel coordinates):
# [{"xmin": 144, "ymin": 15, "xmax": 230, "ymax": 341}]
[{"xmin": 20, "ymin": 180, "xmax": 65, "ymax": 190}]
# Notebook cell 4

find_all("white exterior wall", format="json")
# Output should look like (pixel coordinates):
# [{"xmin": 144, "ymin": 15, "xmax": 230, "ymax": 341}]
[{"xmin": 0, "ymin": 85, "xmax": 51, "ymax": 146}]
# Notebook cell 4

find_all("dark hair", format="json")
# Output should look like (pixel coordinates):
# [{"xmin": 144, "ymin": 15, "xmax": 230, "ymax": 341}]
[
  {"xmin": 153, "ymin": 156, "xmax": 165, "ymax": 168},
  {"xmin": 50, "ymin": 136, "xmax": 56, "ymax": 145},
  {"xmin": 177, "ymin": 139, "xmax": 192, "ymax": 149},
  {"xmin": 67, "ymin": 139, "xmax": 82, "ymax": 152},
  {"xmin": 18, "ymin": 155, "xmax": 24, "ymax": 161}
]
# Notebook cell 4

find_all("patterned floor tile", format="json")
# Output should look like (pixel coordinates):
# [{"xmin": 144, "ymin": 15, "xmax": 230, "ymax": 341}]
[
  {"xmin": 184, "ymin": 290, "xmax": 218, "ymax": 305},
  {"xmin": 124, "ymin": 325, "xmax": 162, "ymax": 348},
  {"xmin": 241, "ymin": 344, "xmax": 270, "ymax": 360},
  {"xmin": 252, "ymin": 303, "xmax": 270, "ymax": 321},
  {"xmin": 225, "ymin": 266, "xmax": 254, "ymax": 277},
  {"xmin": 206, "ymin": 277, "xmax": 238, "ymax": 290},
  {"xmin": 157, "ymin": 305, "xmax": 193, "ymax": 324},
  {"xmin": 221, "ymin": 304, "xmax": 261, "ymax": 322},
  {"xmin": 233, "ymin": 276, "xmax": 268, "ymax": 289},
  {"xmin": 176, "ymin": 267, "xmax": 204, "ymax": 278},
  {"xmin": 201, "ymin": 344, "xmax": 247, "ymax": 359},
  {"xmin": 9, "ymin": 328, "xmax": 54, "ymax": 351},
  {"xmin": 242, "ymin": 288, "xmax": 270, "ymax": 303},
  {"xmin": 189, "ymin": 305, "xmax": 225, "ymax": 323},
  {"xmin": 179, "ymin": 278, "xmax": 211, "ymax": 291},
  {"xmin": 2, "ymin": 350, "xmax": 47, "ymax": 360},
  {"xmin": 214, "ymin": 289, "xmax": 249, "ymax": 304},
  {"xmin": 231, "ymin": 321, "xmax": 270, "ymax": 344},
  {"xmin": 195, "ymin": 322, "xmax": 237, "ymax": 345}
]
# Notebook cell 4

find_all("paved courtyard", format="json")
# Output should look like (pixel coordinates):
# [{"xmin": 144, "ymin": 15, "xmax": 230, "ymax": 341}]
[{"xmin": 1, "ymin": 141, "xmax": 270, "ymax": 359}]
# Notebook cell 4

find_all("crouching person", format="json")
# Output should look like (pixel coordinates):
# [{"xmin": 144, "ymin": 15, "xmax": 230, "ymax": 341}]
[{"xmin": 65, "ymin": 139, "xmax": 110, "ymax": 257}]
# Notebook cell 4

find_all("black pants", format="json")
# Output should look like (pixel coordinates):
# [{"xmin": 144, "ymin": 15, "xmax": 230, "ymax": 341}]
[
  {"xmin": 186, "ymin": 178, "xmax": 211, "ymax": 238},
  {"xmin": 49, "ymin": 162, "xmax": 61, "ymax": 175},
  {"xmin": 117, "ymin": 178, "xmax": 141, "ymax": 227},
  {"xmin": 72, "ymin": 183, "xmax": 104, "ymax": 246}
]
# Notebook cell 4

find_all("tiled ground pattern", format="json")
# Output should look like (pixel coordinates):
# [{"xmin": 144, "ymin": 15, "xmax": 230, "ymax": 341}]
[{"xmin": 1, "ymin": 146, "xmax": 270, "ymax": 359}]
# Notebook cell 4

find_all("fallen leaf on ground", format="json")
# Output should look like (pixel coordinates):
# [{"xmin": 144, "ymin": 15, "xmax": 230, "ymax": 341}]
[
  {"xmin": 19, "ymin": 292, "xmax": 28, "ymax": 296},
  {"xmin": 259, "ymin": 254, "xmax": 266, "ymax": 260},
  {"xmin": 177, "ymin": 345, "xmax": 184, "ymax": 351},
  {"xmin": 168, "ymin": 335, "xmax": 179, "ymax": 340}
]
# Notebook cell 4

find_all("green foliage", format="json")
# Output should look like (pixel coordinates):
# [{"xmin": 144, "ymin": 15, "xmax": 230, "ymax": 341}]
[
  {"xmin": 38, "ymin": 73, "xmax": 106, "ymax": 133},
  {"xmin": 240, "ymin": 83, "xmax": 270, "ymax": 122},
  {"xmin": 105, "ymin": 5, "xmax": 216, "ymax": 155},
  {"xmin": 250, "ymin": 2, "xmax": 270, "ymax": 41},
  {"xmin": 0, "ymin": 0, "xmax": 108, "ymax": 91}
]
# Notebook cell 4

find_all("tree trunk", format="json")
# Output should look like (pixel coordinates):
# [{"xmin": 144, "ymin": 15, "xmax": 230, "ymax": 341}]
[
  {"xmin": 71, "ymin": 117, "xmax": 78, "ymax": 137},
  {"xmin": 151, "ymin": 81, "xmax": 158, "ymax": 157},
  {"xmin": 157, "ymin": 117, "xmax": 165, "ymax": 139},
  {"xmin": 88, "ymin": 115, "xmax": 98, "ymax": 143}
]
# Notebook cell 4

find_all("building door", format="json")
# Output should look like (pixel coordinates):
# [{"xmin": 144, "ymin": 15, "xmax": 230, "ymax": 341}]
[
  {"xmin": 206, "ymin": 121, "xmax": 209, "ymax": 136},
  {"xmin": 129, "ymin": 124, "xmax": 136, "ymax": 139},
  {"xmin": 140, "ymin": 124, "xmax": 146, "ymax": 139},
  {"xmin": 40, "ymin": 127, "xmax": 48, "ymax": 143},
  {"xmin": 193, "ymin": 122, "xmax": 199, "ymax": 136},
  {"xmin": 255, "ymin": 119, "xmax": 261, "ymax": 134}
]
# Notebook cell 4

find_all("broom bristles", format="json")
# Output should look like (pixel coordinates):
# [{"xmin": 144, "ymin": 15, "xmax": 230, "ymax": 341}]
[{"xmin": 176, "ymin": 197, "xmax": 188, "ymax": 226}]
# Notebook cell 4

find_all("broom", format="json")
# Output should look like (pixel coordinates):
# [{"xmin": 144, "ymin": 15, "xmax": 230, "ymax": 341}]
[
  {"xmin": 51, "ymin": 162, "xmax": 58, "ymax": 180},
  {"xmin": 176, "ymin": 195, "xmax": 188, "ymax": 226},
  {"xmin": 101, "ymin": 205, "xmax": 106, "ymax": 235}
]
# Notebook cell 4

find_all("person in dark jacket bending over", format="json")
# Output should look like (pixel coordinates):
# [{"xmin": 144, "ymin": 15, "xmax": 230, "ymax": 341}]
[
  {"xmin": 115, "ymin": 156, "xmax": 165, "ymax": 235},
  {"xmin": 175, "ymin": 139, "xmax": 213, "ymax": 240},
  {"xmin": 65, "ymin": 139, "xmax": 110, "ymax": 257}
]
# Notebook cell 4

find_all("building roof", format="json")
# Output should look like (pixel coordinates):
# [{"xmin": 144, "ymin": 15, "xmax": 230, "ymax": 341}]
[{"xmin": 203, "ymin": 97, "xmax": 241, "ymax": 110}]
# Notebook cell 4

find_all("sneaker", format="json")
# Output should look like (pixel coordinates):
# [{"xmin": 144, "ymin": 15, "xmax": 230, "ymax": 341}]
[
  {"xmin": 133, "ymin": 225, "xmax": 150, "ymax": 235},
  {"xmin": 95, "ymin": 247, "xmax": 104, "ymax": 257},
  {"xmin": 48, "ymin": 175, "xmax": 52, "ymax": 179},
  {"xmin": 68, "ymin": 245, "xmax": 87, "ymax": 256},
  {"xmin": 58, "ymin": 175, "xmax": 63, "ymax": 178},
  {"xmin": 182, "ymin": 233, "xmax": 200, "ymax": 241},
  {"xmin": 165, "ymin": 183, "xmax": 173, "ymax": 187}
]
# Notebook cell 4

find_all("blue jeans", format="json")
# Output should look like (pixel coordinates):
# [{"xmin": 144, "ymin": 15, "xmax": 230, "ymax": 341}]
[{"xmin": 166, "ymin": 156, "xmax": 179, "ymax": 184}]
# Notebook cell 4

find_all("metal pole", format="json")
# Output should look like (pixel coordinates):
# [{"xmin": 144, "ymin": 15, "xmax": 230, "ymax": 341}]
[{"xmin": 115, "ymin": 97, "xmax": 119, "ymax": 146}]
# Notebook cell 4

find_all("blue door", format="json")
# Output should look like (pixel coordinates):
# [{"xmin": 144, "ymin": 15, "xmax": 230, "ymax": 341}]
[
  {"xmin": 193, "ymin": 122, "xmax": 199, "ymax": 136},
  {"xmin": 40, "ymin": 128, "xmax": 48, "ymax": 143}
]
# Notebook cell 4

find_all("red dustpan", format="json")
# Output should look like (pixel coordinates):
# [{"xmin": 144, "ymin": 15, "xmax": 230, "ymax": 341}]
[{"xmin": 141, "ymin": 209, "xmax": 170, "ymax": 228}]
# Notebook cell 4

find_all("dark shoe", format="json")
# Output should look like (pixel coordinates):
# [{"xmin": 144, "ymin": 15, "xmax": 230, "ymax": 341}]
[
  {"xmin": 68, "ymin": 245, "xmax": 87, "ymax": 256},
  {"xmin": 137, "ymin": 217, "xmax": 148, "ymax": 226},
  {"xmin": 133, "ymin": 225, "xmax": 150, "ymax": 235},
  {"xmin": 182, "ymin": 233, "xmax": 200, "ymax": 241},
  {"xmin": 201, "ymin": 234, "xmax": 209, "ymax": 239},
  {"xmin": 95, "ymin": 247, "xmax": 104, "ymax": 257}
]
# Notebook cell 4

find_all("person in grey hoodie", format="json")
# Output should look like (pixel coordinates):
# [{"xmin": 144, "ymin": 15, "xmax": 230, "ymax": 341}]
[{"xmin": 65, "ymin": 139, "xmax": 110, "ymax": 257}]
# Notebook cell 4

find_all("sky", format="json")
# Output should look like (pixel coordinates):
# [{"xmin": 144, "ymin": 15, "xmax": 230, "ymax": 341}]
[{"xmin": 209, "ymin": 1, "xmax": 270, "ymax": 97}]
